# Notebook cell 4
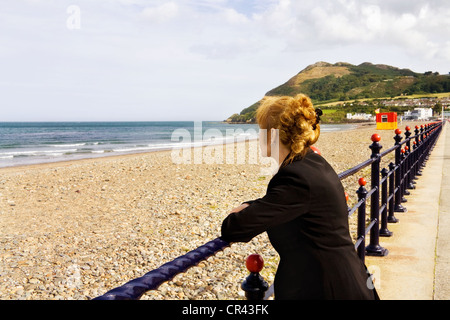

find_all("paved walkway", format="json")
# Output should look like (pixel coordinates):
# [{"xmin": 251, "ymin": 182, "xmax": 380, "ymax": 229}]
[
  {"xmin": 434, "ymin": 121, "xmax": 450, "ymax": 300},
  {"xmin": 365, "ymin": 121, "xmax": 449, "ymax": 300}
]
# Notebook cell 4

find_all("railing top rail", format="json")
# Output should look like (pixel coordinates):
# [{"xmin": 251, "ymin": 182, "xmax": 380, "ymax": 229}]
[
  {"xmin": 338, "ymin": 158, "xmax": 375, "ymax": 180},
  {"xmin": 380, "ymin": 145, "xmax": 398, "ymax": 158},
  {"xmin": 94, "ymin": 237, "xmax": 229, "ymax": 300}
]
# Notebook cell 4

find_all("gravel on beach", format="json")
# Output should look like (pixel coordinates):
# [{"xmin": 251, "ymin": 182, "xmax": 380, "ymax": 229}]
[{"xmin": 0, "ymin": 121, "xmax": 427, "ymax": 300}]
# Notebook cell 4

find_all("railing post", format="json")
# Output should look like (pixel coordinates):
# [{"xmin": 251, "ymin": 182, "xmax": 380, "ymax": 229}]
[
  {"xmin": 404, "ymin": 126, "xmax": 416, "ymax": 190},
  {"xmin": 418, "ymin": 125, "xmax": 425, "ymax": 170},
  {"xmin": 400, "ymin": 148, "xmax": 408, "ymax": 202},
  {"xmin": 356, "ymin": 178, "xmax": 368, "ymax": 262},
  {"xmin": 414, "ymin": 126, "xmax": 422, "ymax": 177},
  {"xmin": 406, "ymin": 146, "xmax": 414, "ymax": 190},
  {"xmin": 394, "ymin": 128, "xmax": 407, "ymax": 213},
  {"xmin": 402, "ymin": 146, "xmax": 411, "ymax": 196},
  {"xmin": 412, "ymin": 140, "xmax": 419, "ymax": 179},
  {"xmin": 420, "ymin": 125, "xmax": 425, "ymax": 152},
  {"xmin": 423, "ymin": 125, "xmax": 432, "ymax": 162},
  {"xmin": 379, "ymin": 167, "xmax": 393, "ymax": 237},
  {"xmin": 366, "ymin": 134, "xmax": 388, "ymax": 256},
  {"xmin": 387, "ymin": 162, "xmax": 399, "ymax": 223},
  {"xmin": 241, "ymin": 254, "xmax": 268, "ymax": 300}
]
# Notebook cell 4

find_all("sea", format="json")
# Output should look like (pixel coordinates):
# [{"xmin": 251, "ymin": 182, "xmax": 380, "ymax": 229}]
[{"xmin": 0, "ymin": 121, "xmax": 357, "ymax": 168}]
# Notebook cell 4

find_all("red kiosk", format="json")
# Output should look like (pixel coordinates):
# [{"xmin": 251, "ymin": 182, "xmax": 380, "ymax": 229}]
[{"xmin": 376, "ymin": 112, "xmax": 398, "ymax": 130}]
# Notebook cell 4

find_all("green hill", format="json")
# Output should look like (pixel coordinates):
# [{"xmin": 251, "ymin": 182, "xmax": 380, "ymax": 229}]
[{"xmin": 226, "ymin": 61, "xmax": 450, "ymax": 123}]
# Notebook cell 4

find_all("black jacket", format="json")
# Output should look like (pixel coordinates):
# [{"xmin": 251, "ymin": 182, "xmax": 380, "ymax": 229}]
[{"xmin": 221, "ymin": 149, "xmax": 379, "ymax": 300}]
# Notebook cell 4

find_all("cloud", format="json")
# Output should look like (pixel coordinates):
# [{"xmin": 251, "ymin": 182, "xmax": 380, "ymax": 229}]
[
  {"xmin": 362, "ymin": 5, "xmax": 383, "ymax": 34},
  {"xmin": 248, "ymin": 0, "xmax": 450, "ymax": 64},
  {"xmin": 190, "ymin": 38, "xmax": 264, "ymax": 59},
  {"xmin": 140, "ymin": 2, "xmax": 179, "ymax": 23},
  {"xmin": 222, "ymin": 7, "xmax": 249, "ymax": 24}
]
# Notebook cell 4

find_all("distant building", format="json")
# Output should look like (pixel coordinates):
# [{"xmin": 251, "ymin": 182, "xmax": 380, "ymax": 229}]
[
  {"xmin": 376, "ymin": 112, "xmax": 398, "ymax": 130},
  {"xmin": 403, "ymin": 108, "xmax": 433, "ymax": 120},
  {"xmin": 346, "ymin": 113, "xmax": 375, "ymax": 121}
]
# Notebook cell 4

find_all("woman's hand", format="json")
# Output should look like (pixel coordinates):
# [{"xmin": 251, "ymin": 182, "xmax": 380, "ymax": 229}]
[{"xmin": 229, "ymin": 203, "xmax": 249, "ymax": 214}]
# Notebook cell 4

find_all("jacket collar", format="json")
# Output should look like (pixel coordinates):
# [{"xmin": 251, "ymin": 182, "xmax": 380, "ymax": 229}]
[{"xmin": 280, "ymin": 147, "xmax": 314, "ymax": 168}]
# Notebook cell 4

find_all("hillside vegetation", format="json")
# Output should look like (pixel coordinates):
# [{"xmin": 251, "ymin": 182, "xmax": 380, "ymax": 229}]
[{"xmin": 227, "ymin": 61, "xmax": 450, "ymax": 123}]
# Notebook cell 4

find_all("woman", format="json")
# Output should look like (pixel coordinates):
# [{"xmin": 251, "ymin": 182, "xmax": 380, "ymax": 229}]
[{"xmin": 221, "ymin": 94, "xmax": 379, "ymax": 300}]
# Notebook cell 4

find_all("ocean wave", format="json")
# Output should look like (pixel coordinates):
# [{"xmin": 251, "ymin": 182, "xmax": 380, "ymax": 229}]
[
  {"xmin": 0, "ymin": 149, "xmax": 78, "ymax": 157},
  {"xmin": 112, "ymin": 146, "xmax": 158, "ymax": 153},
  {"xmin": 50, "ymin": 143, "xmax": 86, "ymax": 147},
  {"xmin": 45, "ymin": 152, "xmax": 65, "ymax": 157}
]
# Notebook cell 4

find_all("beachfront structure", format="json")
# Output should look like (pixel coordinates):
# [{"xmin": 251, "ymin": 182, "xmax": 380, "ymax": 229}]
[
  {"xmin": 403, "ymin": 108, "xmax": 433, "ymax": 121},
  {"xmin": 376, "ymin": 112, "xmax": 397, "ymax": 130}
]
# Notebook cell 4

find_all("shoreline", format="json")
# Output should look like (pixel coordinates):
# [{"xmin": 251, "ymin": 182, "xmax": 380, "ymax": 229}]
[
  {"xmin": 0, "ymin": 138, "xmax": 259, "ymax": 174},
  {"xmin": 0, "ymin": 122, "xmax": 366, "ymax": 173},
  {"xmin": 0, "ymin": 122, "xmax": 362, "ymax": 172}
]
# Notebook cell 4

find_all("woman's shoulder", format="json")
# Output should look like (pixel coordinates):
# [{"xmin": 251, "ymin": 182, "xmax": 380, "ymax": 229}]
[
  {"xmin": 270, "ymin": 155, "xmax": 311, "ymax": 185},
  {"xmin": 284, "ymin": 148, "xmax": 326, "ymax": 169},
  {"xmin": 277, "ymin": 149, "xmax": 335, "ymax": 181}
]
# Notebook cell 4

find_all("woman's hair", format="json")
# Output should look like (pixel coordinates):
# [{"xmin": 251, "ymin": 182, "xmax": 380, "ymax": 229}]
[{"xmin": 256, "ymin": 94, "xmax": 321, "ymax": 164}]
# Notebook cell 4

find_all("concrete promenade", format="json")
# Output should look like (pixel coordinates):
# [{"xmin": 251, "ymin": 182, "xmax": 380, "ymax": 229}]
[{"xmin": 365, "ymin": 121, "xmax": 449, "ymax": 300}]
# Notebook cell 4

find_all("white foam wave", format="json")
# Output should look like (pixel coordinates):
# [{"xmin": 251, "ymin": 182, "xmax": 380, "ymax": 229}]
[
  {"xmin": 0, "ymin": 149, "xmax": 77, "ymax": 156},
  {"xmin": 50, "ymin": 143, "xmax": 86, "ymax": 147},
  {"xmin": 112, "ymin": 146, "xmax": 155, "ymax": 153}
]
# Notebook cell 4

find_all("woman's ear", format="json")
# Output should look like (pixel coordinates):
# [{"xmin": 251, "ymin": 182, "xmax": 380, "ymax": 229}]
[
  {"xmin": 270, "ymin": 128, "xmax": 280, "ymax": 162},
  {"xmin": 270, "ymin": 128, "xmax": 278, "ymax": 145}
]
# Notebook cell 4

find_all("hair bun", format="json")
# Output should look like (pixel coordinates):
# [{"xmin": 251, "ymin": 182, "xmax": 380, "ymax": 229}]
[
  {"xmin": 312, "ymin": 108, "xmax": 322, "ymax": 130},
  {"xmin": 315, "ymin": 108, "xmax": 323, "ymax": 117}
]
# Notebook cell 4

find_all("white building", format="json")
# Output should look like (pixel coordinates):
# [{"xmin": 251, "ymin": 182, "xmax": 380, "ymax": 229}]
[
  {"xmin": 346, "ymin": 113, "xmax": 375, "ymax": 121},
  {"xmin": 403, "ymin": 108, "xmax": 433, "ymax": 120}
]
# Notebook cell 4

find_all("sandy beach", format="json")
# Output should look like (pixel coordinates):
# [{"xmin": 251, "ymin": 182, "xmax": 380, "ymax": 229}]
[{"xmin": 0, "ymin": 121, "xmax": 429, "ymax": 300}]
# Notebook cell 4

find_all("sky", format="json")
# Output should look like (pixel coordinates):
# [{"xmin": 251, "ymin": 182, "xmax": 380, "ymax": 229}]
[{"xmin": 0, "ymin": 0, "xmax": 449, "ymax": 122}]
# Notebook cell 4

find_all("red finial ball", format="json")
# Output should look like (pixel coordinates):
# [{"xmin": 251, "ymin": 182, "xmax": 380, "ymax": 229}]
[
  {"xmin": 405, "ymin": 126, "xmax": 410, "ymax": 131},
  {"xmin": 405, "ymin": 146, "xmax": 409, "ymax": 151},
  {"xmin": 401, "ymin": 148, "xmax": 405, "ymax": 153},
  {"xmin": 371, "ymin": 133, "xmax": 381, "ymax": 142},
  {"xmin": 415, "ymin": 125, "xmax": 419, "ymax": 129},
  {"xmin": 395, "ymin": 128, "xmax": 402, "ymax": 135},
  {"xmin": 358, "ymin": 177, "xmax": 367, "ymax": 186},
  {"xmin": 246, "ymin": 254, "xmax": 264, "ymax": 273},
  {"xmin": 413, "ymin": 141, "xmax": 417, "ymax": 145},
  {"xmin": 310, "ymin": 146, "xmax": 321, "ymax": 155},
  {"xmin": 421, "ymin": 125, "xmax": 424, "ymax": 128},
  {"xmin": 345, "ymin": 192, "xmax": 349, "ymax": 202}
]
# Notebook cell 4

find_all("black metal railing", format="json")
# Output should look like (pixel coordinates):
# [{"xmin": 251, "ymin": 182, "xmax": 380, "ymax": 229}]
[
  {"xmin": 94, "ymin": 120, "xmax": 444, "ymax": 300},
  {"xmin": 346, "ymin": 121, "xmax": 443, "ymax": 263},
  {"xmin": 93, "ymin": 238, "xmax": 229, "ymax": 300}
]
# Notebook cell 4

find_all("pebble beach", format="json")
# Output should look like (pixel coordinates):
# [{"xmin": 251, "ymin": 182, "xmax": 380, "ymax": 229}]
[{"xmin": 0, "ymin": 121, "xmax": 427, "ymax": 300}]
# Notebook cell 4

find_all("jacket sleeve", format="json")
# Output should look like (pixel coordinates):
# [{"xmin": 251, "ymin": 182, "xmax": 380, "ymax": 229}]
[{"xmin": 221, "ymin": 171, "xmax": 310, "ymax": 243}]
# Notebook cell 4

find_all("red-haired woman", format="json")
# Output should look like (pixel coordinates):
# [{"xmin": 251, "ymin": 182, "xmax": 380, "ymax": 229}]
[{"xmin": 221, "ymin": 94, "xmax": 379, "ymax": 300}]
